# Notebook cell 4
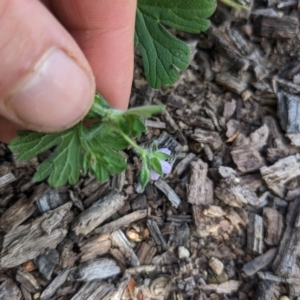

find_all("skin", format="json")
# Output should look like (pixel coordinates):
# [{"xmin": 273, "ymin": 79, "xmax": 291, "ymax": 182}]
[{"xmin": 0, "ymin": 0, "xmax": 136, "ymax": 143}]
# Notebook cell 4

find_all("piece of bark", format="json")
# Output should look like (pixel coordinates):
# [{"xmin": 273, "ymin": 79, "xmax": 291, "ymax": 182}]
[
  {"xmin": 110, "ymin": 229, "xmax": 139, "ymax": 267},
  {"xmin": 277, "ymin": 92, "xmax": 300, "ymax": 133},
  {"xmin": 254, "ymin": 16, "xmax": 299, "ymax": 39},
  {"xmin": 161, "ymin": 108, "xmax": 179, "ymax": 133},
  {"xmin": 83, "ymin": 182, "xmax": 110, "ymax": 207},
  {"xmin": 0, "ymin": 172, "xmax": 16, "ymax": 189},
  {"xmin": 21, "ymin": 286, "xmax": 32, "ymax": 300},
  {"xmin": 154, "ymin": 179, "xmax": 181, "ymax": 208},
  {"xmin": 40, "ymin": 268, "xmax": 69, "ymax": 300},
  {"xmin": 215, "ymin": 172, "xmax": 260, "ymax": 207},
  {"xmin": 252, "ymin": 280, "xmax": 281, "ymax": 300},
  {"xmin": 203, "ymin": 144, "xmax": 214, "ymax": 161},
  {"xmin": 145, "ymin": 120, "xmax": 166, "ymax": 129},
  {"xmin": 215, "ymin": 72, "xmax": 248, "ymax": 95},
  {"xmin": 111, "ymin": 171, "xmax": 126, "ymax": 192},
  {"xmin": 273, "ymin": 198, "xmax": 300, "ymax": 277},
  {"xmin": 225, "ymin": 208, "xmax": 248, "ymax": 229},
  {"xmin": 190, "ymin": 128, "xmax": 223, "ymax": 150},
  {"xmin": 74, "ymin": 258, "xmax": 121, "ymax": 281},
  {"xmin": 186, "ymin": 116, "xmax": 215, "ymax": 130},
  {"xmin": 263, "ymin": 207, "xmax": 283, "ymax": 246},
  {"xmin": 208, "ymin": 26, "xmax": 250, "ymax": 70},
  {"xmin": 16, "ymin": 268, "xmax": 40, "ymax": 293},
  {"xmin": 69, "ymin": 190, "xmax": 84, "ymax": 212},
  {"xmin": 188, "ymin": 159, "xmax": 211, "ymax": 205},
  {"xmin": 192, "ymin": 205, "xmax": 219, "ymax": 237},
  {"xmin": 109, "ymin": 248, "xmax": 127, "ymax": 271},
  {"xmin": 200, "ymin": 280, "xmax": 241, "ymax": 294},
  {"xmin": 243, "ymin": 248, "xmax": 277, "ymax": 276},
  {"xmin": 71, "ymin": 281, "xmax": 115, "ymax": 300},
  {"xmin": 79, "ymin": 235, "xmax": 111, "ymax": 262},
  {"xmin": 0, "ymin": 279, "xmax": 22, "ymax": 300},
  {"xmin": 0, "ymin": 195, "xmax": 34, "ymax": 233},
  {"xmin": 94, "ymin": 209, "xmax": 147, "ymax": 235},
  {"xmin": 173, "ymin": 153, "xmax": 196, "ymax": 176},
  {"xmin": 286, "ymin": 133, "xmax": 300, "ymax": 147},
  {"xmin": 260, "ymin": 155, "xmax": 300, "ymax": 197},
  {"xmin": 147, "ymin": 220, "xmax": 168, "ymax": 250},
  {"xmin": 0, "ymin": 202, "xmax": 72, "ymax": 269},
  {"xmin": 136, "ymin": 241, "xmax": 157, "ymax": 264},
  {"xmin": 35, "ymin": 188, "xmax": 65, "ymax": 213},
  {"xmin": 71, "ymin": 190, "xmax": 125, "ymax": 236},
  {"xmin": 0, "ymin": 183, "xmax": 50, "ymax": 232},
  {"xmin": 231, "ymin": 147, "xmax": 265, "ymax": 173},
  {"xmin": 35, "ymin": 249, "xmax": 59, "ymax": 280},
  {"xmin": 247, "ymin": 213, "xmax": 264, "ymax": 254},
  {"xmin": 131, "ymin": 195, "xmax": 147, "ymax": 211},
  {"xmin": 150, "ymin": 275, "xmax": 172, "ymax": 298}
]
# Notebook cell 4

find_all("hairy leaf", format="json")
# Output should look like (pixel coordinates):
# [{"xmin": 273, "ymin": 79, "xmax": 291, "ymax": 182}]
[
  {"xmin": 139, "ymin": 163, "xmax": 150, "ymax": 190},
  {"xmin": 9, "ymin": 131, "xmax": 60, "ymax": 161},
  {"xmin": 33, "ymin": 125, "xmax": 82, "ymax": 187},
  {"xmin": 135, "ymin": 0, "xmax": 216, "ymax": 88}
]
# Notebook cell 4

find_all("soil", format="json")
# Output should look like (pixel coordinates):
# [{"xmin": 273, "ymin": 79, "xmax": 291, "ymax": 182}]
[{"xmin": 1, "ymin": 1, "xmax": 300, "ymax": 300}]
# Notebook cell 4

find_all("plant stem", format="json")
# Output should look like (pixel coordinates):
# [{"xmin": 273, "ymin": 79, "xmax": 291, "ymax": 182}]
[{"xmin": 118, "ymin": 130, "xmax": 147, "ymax": 157}]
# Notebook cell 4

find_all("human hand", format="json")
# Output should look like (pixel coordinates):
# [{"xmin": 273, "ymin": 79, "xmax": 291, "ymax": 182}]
[{"xmin": 0, "ymin": 0, "xmax": 136, "ymax": 143}]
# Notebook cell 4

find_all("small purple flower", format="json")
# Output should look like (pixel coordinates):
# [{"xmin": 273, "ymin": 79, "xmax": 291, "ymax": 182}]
[{"xmin": 150, "ymin": 148, "xmax": 172, "ymax": 180}]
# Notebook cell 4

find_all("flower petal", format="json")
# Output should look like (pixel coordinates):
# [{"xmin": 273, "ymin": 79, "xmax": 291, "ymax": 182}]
[
  {"xmin": 159, "ymin": 148, "xmax": 171, "ymax": 155},
  {"xmin": 150, "ymin": 170, "xmax": 160, "ymax": 180},
  {"xmin": 161, "ymin": 160, "xmax": 172, "ymax": 175}
]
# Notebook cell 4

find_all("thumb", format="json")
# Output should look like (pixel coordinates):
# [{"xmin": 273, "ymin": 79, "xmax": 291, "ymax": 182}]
[{"xmin": 0, "ymin": 0, "xmax": 95, "ymax": 133}]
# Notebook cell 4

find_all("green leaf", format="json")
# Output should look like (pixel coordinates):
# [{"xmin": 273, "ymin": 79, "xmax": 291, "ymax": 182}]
[
  {"xmin": 33, "ymin": 125, "xmax": 82, "ymax": 187},
  {"xmin": 123, "ymin": 105, "xmax": 166, "ymax": 118},
  {"xmin": 154, "ymin": 151, "xmax": 171, "ymax": 161},
  {"xmin": 139, "ymin": 163, "xmax": 150, "ymax": 190},
  {"xmin": 135, "ymin": 0, "xmax": 216, "ymax": 88},
  {"xmin": 9, "ymin": 131, "xmax": 61, "ymax": 161},
  {"xmin": 149, "ymin": 157, "xmax": 163, "ymax": 175}
]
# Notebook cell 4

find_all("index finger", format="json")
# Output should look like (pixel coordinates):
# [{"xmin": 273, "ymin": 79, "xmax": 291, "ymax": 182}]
[{"xmin": 51, "ymin": 0, "xmax": 137, "ymax": 110}]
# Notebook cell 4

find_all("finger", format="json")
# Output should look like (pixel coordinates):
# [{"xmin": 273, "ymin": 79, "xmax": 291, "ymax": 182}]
[
  {"xmin": 51, "ymin": 0, "xmax": 136, "ymax": 110},
  {"xmin": 0, "ymin": 0, "xmax": 95, "ymax": 133}
]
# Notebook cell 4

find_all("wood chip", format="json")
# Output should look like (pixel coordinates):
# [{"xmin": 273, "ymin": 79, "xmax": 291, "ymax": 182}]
[
  {"xmin": 0, "ymin": 279, "xmax": 22, "ymax": 300},
  {"xmin": 110, "ymin": 229, "xmax": 140, "ymax": 267},
  {"xmin": 263, "ymin": 207, "xmax": 283, "ymax": 246},
  {"xmin": 200, "ymin": 280, "xmax": 242, "ymax": 294},
  {"xmin": 0, "ymin": 202, "xmax": 72, "ymax": 269},
  {"xmin": 147, "ymin": 220, "xmax": 168, "ymax": 250},
  {"xmin": 71, "ymin": 190, "xmax": 125, "ymax": 236},
  {"xmin": 79, "ymin": 235, "xmax": 111, "ymax": 262},
  {"xmin": 254, "ymin": 16, "xmax": 299, "ymax": 38},
  {"xmin": 16, "ymin": 268, "xmax": 40, "ymax": 293},
  {"xmin": 243, "ymin": 248, "xmax": 277, "ymax": 276},
  {"xmin": 35, "ymin": 249, "xmax": 59, "ymax": 280},
  {"xmin": 75, "ymin": 258, "xmax": 121, "ymax": 281},
  {"xmin": 154, "ymin": 179, "xmax": 181, "ymax": 208},
  {"xmin": 0, "ymin": 172, "xmax": 16, "ymax": 189},
  {"xmin": 278, "ymin": 92, "xmax": 300, "ymax": 133},
  {"xmin": 247, "ymin": 213, "xmax": 264, "ymax": 254},
  {"xmin": 40, "ymin": 268, "xmax": 69, "ymax": 300},
  {"xmin": 188, "ymin": 159, "xmax": 212, "ymax": 205},
  {"xmin": 260, "ymin": 155, "xmax": 300, "ymax": 197},
  {"xmin": 94, "ymin": 209, "xmax": 147, "ymax": 235}
]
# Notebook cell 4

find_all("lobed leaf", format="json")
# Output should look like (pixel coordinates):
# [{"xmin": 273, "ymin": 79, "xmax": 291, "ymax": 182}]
[
  {"xmin": 135, "ymin": 0, "xmax": 216, "ymax": 88},
  {"xmin": 33, "ymin": 125, "xmax": 82, "ymax": 187},
  {"xmin": 9, "ymin": 131, "xmax": 60, "ymax": 161}
]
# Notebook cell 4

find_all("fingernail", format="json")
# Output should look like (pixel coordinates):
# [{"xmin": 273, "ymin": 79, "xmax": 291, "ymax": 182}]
[{"xmin": 8, "ymin": 49, "xmax": 94, "ymax": 131}]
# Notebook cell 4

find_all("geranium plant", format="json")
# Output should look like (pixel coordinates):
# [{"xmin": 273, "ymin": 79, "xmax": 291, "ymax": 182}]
[{"xmin": 9, "ymin": 0, "xmax": 216, "ymax": 189}]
